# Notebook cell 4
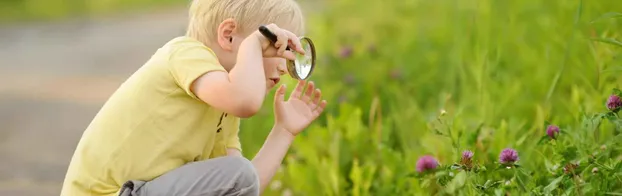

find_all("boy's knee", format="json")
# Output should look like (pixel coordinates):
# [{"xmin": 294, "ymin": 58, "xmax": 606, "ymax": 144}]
[{"xmin": 225, "ymin": 156, "xmax": 259, "ymax": 193}]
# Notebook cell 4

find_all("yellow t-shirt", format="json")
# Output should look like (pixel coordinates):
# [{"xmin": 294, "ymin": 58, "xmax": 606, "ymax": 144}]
[{"xmin": 60, "ymin": 36, "xmax": 242, "ymax": 196}]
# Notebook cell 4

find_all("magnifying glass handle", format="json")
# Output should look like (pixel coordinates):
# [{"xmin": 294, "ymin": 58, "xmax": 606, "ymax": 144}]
[{"xmin": 258, "ymin": 25, "xmax": 291, "ymax": 51}]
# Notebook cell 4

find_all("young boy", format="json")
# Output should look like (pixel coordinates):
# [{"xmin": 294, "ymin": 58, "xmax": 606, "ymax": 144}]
[{"xmin": 60, "ymin": 0, "xmax": 327, "ymax": 195}]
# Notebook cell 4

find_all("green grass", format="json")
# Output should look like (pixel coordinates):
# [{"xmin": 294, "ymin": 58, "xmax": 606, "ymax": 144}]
[
  {"xmin": 8, "ymin": 0, "xmax": 620, "ymax": 194},
  {"xmin": 236, "ymin": 0, "xmax": 622, "ymax": 195}
]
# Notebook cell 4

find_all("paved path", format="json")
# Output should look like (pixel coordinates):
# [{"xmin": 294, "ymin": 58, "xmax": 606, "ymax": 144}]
[{"xmin": 0, "ymin": 7, "xmax": 188, "ymax": 195}]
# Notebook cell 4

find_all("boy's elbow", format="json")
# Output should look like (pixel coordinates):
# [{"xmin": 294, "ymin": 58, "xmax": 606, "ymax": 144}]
[
  {"xmin": 234, "ymin": 105, "xmax": 260, "ymax": 118},
  {"xmin": 233, "ymin": 96, "xmax": 263, "ymax": 118}
]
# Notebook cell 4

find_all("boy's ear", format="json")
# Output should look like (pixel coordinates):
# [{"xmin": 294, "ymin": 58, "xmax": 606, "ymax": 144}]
[{"xmin": 217, "ymin": 18, "xmax": 237, "ymax": 51}]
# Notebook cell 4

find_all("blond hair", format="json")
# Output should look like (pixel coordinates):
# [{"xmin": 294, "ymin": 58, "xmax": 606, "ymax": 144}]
[{"xmin": 186, "ymin": 0, "xmax": 305, "ymax": 45}]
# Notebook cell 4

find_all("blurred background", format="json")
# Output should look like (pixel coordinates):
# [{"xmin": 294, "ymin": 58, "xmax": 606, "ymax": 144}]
[{"xmin": 1, "ymin": 0, "xmax": 621, "ymax": 195}]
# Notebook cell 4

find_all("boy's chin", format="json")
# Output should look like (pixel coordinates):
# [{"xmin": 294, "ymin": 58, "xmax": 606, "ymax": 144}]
[{"xmin": 267, "ymin": 83, "xmax": 282, "ymax": 93}]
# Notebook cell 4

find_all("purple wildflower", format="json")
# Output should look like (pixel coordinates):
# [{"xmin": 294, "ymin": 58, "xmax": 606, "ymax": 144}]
[
  {"xmin": 368, "ymin": 44, "xmax": 377, "ymax": 54},
  {"xmin": 338, "ymin": 95, "xmax": 348, "ymax": 104},
  {"xmin": 546, "ymin": 125, "xmax": 560, "ymax": 139},
  {"xmin": 343, "ymin": 74, "xmax": 356, "ymax": 85},
  {"xmin": 460, "ymin": 150, "xmax": 474, "ymax": 169},
  {"xmin": 462, "ymin": 150, "xmax": 474, "ymax": 161},
  {"xmin": 607, "ymin": 95, "xmax": 621, "ymax": 112},
  {"xmin": 389, "ymin": 68, "xmax": 402, "ymax": 80},
  {"xmin": 499, "ymin": 148, "xmax": 519, "ymax": 164},
  {"xmin": 563, "ymin": 163, "xmax": 579, "ymax": 176},
  {"xmin": 416, "ymin": 155, "xmax": 439, "ymax": 173},
  {"xmin": 340, "ymin": 46, "xmax": 353, "ymax": 58}
]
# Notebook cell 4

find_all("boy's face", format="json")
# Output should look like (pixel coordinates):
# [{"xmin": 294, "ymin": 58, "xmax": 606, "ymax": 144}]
[
  {"xmin": 212, "ymin": 19, "xmax": 293, "ymax": 93},
  {"xmin": 227, "ymin": 36, "xmax": 288, "ymax": 92},
  {"xmin": 262, "ymin": 57, "xmax": 288, "ymax": 92}
]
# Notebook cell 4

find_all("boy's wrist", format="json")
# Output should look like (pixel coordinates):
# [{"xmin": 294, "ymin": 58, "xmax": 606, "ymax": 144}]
[
  {"xmin": 240, "ymin": 32, "xmax": 263, "ymax": 52},
  {"xmin": 251, "ymin": 31, "xmax": 270, "ymax": 52},
  {"xmin": 271, "ymin": 124, "xmax": 296, "ymax": 141}
]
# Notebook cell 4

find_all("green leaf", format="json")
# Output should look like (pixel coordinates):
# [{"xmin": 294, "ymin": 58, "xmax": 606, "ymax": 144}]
[
  {"xmin": 488, "ymin": 181, "xmax": 502, "ymax": 189},
  {"xmin": 590, "ymin": 12, "xmax": 622, "ymax": 23},
  {"xmin": 478, "ymin": 165, "xmax": 487, "ymax": 172},
  {"xmin": 561, "ymin": 146, "xmax": 578, "ymax": 162},
  {"xmin": 591, "ymin": 38, "xmax": 622, "ymax": 48},
  {"xmin": 483, "ymin": 180, "xmax": 492, "ymax": 188},
  {"xmin": 445, "ymin": 171, "xmax": 467, "ymax": 194},
  {"xmin": 495, "ymin": 188, "xmax": 504, "ymax": 196},
  {"xmin": 601, "ymin": 66, "xmax": 622, "ymax": 73},
  {"xmin": 537, "ymin": 135, "xmax": 550, "ymax": 145},
  {"xmin": 543, "ymin": 176, "xmax": 564, "ymax": 194},
  {"xmin": 361, "ymin": 162, "xmax": 376, "ymax": 194},
  {"xmin": 545, "ymin": 159, "xmax": 558, "ymax": 173},
  {"xmin": 421, "ymin": 178, "xmax": 431, "ymax": 188},
  {"xmin": 516, "ymin": 133, "xmax": 529, "ymax": 146},
  {"xmin": 350, "ymin": 159, "xmax": 362, "ymax": 196},
  {"xmin": 436, "ymin": 174, "xmax": 451, "ymax": 186},
  {"xmin": 606, "ymin": 112, "xmax": 618, "ymax": 121},
  {"xmin": 433, "ymin": 128, "xmax": 444, "ymax": 136},
  {"xmin": 614, "ymin": 88, "xmax": 622, "ymax": 97},
  {"xmin": 450, "ymin": 164, "xmax": 462, "ymax": 170}
]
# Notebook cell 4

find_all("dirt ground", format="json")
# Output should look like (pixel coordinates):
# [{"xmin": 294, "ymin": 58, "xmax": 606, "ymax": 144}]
[{"xmin": 0, "ymin": 8, "xmax": 189, "ymax": 195}]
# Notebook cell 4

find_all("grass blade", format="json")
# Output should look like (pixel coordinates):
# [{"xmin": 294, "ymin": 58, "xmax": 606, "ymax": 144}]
[
  {"xmin": 546, "ymin": 0, "xmax": 582, "ymax": 103},
  {"xmin": 601, "ymin": 66, "xmax": 622, "ymax": 73},
  {"xmin": 590, "ymin": 12, "xmax": 622, "ymax": 23},
  {"xmin": 591, "ymin": 37, "xmax": 622, "ymax": 48}
]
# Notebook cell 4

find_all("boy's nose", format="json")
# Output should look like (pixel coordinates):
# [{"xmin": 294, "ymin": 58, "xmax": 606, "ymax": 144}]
[{"xmin": 277, "ymin": 63, "xmax": 287, "ymax": 76}]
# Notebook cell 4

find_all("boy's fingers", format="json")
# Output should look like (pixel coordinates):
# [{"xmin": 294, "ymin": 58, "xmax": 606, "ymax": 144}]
[
  {"xmin": 263, "ymin": 24, "xmax": 280, "ymax": 49},
  {"xmin": 290, "ymin": 80, "xmax": 306, "ymax": 100},
  {"xmin": 283, "ymin": 31, "xmax": 305, "ymax": 54},
  {"xmin": 282, "ymin": 51, "xmax": 296, "ymax": 61},
  {"xmin": 274, "ymin": 84, "xmax": 287, "ymax": 104},
  {"xmin": 276, "ymin": 30, "xmax": 288, "ymax": 56},
  {"xmin": 301, "ymin": 89, "xmax": 312, "ymax": 103},
  {"xmin": 312, "ymin": 89, "xmax": 322, "ymax": 106},
  {"xmin": 304, "ymin": 81, "xmax": 315, "ymax": 102},
  {"xmin": 308, "ymin": 89, "xmax": 321, "ymax": 110},
  {"xmin": 313, "ymin": 100, "xmax": 328, "ymax": 116},
  {"xmin": 300, "ymin": 82, "xmax": 314, "ymax": 103}
]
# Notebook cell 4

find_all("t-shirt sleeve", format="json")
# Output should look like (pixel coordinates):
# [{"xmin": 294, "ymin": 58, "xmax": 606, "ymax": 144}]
[
  {"xmin": 169, "ymin": 44, "xmax": 226, "ymax": 100},
  {"xmin": 226, "ymin": 117, "xmax": 243, "ymax": 152}
]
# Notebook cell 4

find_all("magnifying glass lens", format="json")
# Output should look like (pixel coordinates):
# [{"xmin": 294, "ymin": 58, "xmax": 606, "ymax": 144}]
[
  {"xmin": 290, "ymin": 37, "xmax": 316, "ymax": 80},
  {"xmin": 258, "ymin": 25, "xmax": 316, "ymax": 80},
  {"xmin": 295, "ymin": 39, "xmax": 313, "ymax": 79}
]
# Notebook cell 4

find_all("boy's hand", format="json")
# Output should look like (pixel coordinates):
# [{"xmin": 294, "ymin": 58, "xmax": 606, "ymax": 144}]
[
  {"xmin": 273, "ymin": 80, "xmax": 327, "ymax": 136},
  {"xmin": 252, "ymin": 24, "xmax": 306, "ymax": 61}
]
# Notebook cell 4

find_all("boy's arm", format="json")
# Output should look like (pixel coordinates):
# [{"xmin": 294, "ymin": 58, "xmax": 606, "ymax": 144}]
[
  {"xmin": 191, "ymin": 24, "xmax": 305, "ymax": 118},
  {"xmin": 191, "ymin": 36, "xmax": 267, "ymax": 118},
  {"xmin": 227, "ymin": 125, "xmax": 293, "ymax": 194},
  {"xmin": 251, "ymin": 126, "xmax": 294, "ymax": 194},
  {"xmin": 223, "ymin": 116, "xmax": 288, "ymax": 193},
  {"xmin": 226, "ymin": 80, "xmax": 327, "ymax": 194}
]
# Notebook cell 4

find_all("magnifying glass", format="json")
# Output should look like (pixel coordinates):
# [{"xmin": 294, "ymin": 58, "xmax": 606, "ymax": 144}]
[{"xmin": 258, "ymin": 25, "xmax": 316, "ymax": 80}]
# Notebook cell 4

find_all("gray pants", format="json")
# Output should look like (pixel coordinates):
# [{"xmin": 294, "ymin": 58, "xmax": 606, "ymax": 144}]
[{"xmin": 118, "ymin": 156, "xmax": 260, "ymax": 196}]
